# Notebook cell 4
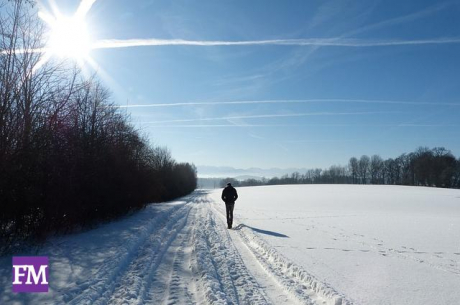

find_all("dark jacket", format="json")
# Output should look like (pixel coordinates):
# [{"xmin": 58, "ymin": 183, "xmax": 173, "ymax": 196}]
[{"xmin": 222, "ymin": 185, "xmax": 238, "ymax": 203}]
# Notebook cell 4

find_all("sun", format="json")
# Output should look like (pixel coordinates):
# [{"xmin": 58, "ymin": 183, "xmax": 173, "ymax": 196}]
[
  {"xmin": 38, "ymin": 7, "xmax": 92, "ymax": 62},
  {"xmin": 31, "ymin": 1, "xmax": 98, "ymax": 72},
  {"xmin": 46, "ymin": 15, "xmax": 91, "ymax": 59}
]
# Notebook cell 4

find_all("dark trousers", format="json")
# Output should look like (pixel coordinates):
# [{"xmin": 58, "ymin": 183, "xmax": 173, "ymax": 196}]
[{"xmin": 225, "ymin": 203, "xmax": 235, "ymax": 226}]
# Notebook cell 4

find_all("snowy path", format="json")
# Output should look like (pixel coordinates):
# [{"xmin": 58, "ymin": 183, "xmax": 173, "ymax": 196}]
[{"xmin": 0, "ymin": 190, "xmax": 349, "ymax": 305}]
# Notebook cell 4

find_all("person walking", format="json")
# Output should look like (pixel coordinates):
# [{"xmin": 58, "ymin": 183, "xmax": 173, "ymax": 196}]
[{"xmin": 221, "ymin": 182, "xmax": 238, "ymax": 229}]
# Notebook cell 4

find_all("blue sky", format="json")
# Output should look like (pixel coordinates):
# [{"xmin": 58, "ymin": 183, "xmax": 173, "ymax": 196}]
[{"xmin": 40, "ymin": 0, "xmax": 460, "ymax": 169}]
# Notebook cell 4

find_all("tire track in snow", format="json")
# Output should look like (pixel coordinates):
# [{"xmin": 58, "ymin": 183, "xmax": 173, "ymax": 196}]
[
  {"xmin": 65, "ymin": 193, "xmax": 199, "ymax": 305},
  {"xmin": 106, "ymin": 202, "xmax": 193, "ymax": 305},
  {"xmin": 193, "ymin": 196, "xmax": 271, "ymax": 305},
  {"xmin": 144, "ymin": 200, "xmax": 199, "ymax": 305}
]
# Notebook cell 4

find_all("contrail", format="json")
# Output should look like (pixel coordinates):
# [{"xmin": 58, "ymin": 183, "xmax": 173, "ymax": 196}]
[
  {"xmin": 144, "ymin": 123, "xmax": 460, "ymax": 128},
  {"xmin": 140, "ymin": 111, "xmax": 399, "ymax": 124},
  {"xmin": 114, "ymin": 98, "xmax": 460, "ymax": 108},
  {"xmin": 1, "ymin": 48, "xmax": 47, "ymax": 55},
  {"xmin": 4, "ymin": 37, "xmax": 460, "ymax": 56},
  {"xmin": 92, "ymin": 37, "xmax": 460, "ymax": 50}
]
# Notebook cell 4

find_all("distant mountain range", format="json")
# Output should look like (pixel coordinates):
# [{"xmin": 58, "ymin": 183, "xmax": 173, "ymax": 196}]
[{"xmin": 197, "ymin": 165, "xmax": 308, "ymax": 179}]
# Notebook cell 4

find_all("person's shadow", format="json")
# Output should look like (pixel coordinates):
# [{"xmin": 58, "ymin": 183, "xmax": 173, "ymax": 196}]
[{"xmin": 233, "ymin": 224, "xmax": 289, "ymax": 238}]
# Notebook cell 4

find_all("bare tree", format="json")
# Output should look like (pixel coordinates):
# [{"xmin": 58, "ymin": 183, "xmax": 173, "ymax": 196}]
[
  {"xmin": 349, "ymin": 157, "xmax": 359, "ymax": 184},
  {"xmin": 358, "ymin": 155, "xmax": 370, "ymax": 184},
  {"xmin": 454, "ymin": 158, "xmax": 460, "ymax": 188},
  {"xmin": 370, "ymin": 155, "xmax": 384, "ymax": 184},
  {"xmin": 384, "ymin": 158, "xmax": 398, "ymax": 185}
]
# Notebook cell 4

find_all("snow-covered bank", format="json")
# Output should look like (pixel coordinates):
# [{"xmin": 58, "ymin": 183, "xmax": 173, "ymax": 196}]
[{"xmin": 210, "ymin": 185, "xmax": 460, "ymax": 304}]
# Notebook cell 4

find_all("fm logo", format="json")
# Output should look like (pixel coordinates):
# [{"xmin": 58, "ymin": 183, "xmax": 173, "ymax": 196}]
[{"xmin": 12, "ymin": 256, "xmax": 49, "ymax": 293}]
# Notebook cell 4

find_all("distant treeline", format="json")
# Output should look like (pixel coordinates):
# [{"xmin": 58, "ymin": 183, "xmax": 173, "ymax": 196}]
[
  {"xmin": 221, "ymin": 147, "xmax": 460, "ymax": 189},
  {"xmin": 0, "ymin": 1, "xmax": 196, "ymax": 253}
]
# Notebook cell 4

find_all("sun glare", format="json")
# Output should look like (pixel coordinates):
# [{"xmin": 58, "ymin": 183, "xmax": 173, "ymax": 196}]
[{"xmin": 47, "ymin": 16, "xmax": 91, "ymax": 59}]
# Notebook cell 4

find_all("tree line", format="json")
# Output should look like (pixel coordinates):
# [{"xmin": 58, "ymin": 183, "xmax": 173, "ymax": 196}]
[
  {"xmin": 0, "ymin": 0, "xmax": 197, "ymax": 253},
  {"xmin": 221, "ymin": 147, "xmax": 460, "ymax": 189}
]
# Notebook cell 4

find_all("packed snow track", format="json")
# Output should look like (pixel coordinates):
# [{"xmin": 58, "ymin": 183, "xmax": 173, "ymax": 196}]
[{"xmin": 0, "ymin": 190, "xmax": 349, "ymax": 305}]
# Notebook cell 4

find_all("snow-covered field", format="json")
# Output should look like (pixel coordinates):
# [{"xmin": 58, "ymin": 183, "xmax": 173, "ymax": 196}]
[
  {"xmin": 1, "ymin": 185, "xmax": 459, "ymax": 304},
  {"xmin": 209, "ymin": 185, "xmax": 460, "ymax": 304}
]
